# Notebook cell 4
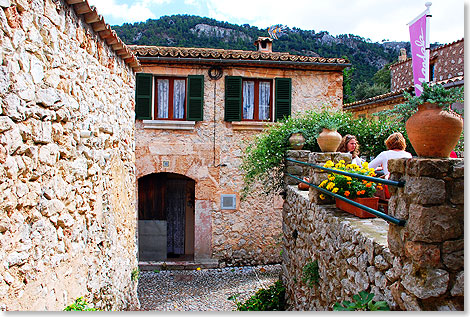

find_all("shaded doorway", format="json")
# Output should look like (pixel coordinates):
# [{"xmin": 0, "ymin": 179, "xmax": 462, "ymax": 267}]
[{"xmin": 138, "ymin": 172, "xmax": 195, "ymax": 261}]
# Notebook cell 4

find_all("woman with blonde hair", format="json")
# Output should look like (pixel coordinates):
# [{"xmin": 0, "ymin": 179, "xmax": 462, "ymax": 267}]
[
  {"xmin": 369, "ymin": 132, "xmax": 412, "ymax": 178},
  {"xmin": 337, "ymin": 134, "xmax": 363, "ymax": 166}
]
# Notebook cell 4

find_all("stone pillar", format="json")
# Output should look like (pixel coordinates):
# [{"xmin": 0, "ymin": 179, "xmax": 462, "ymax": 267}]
[
  {"xmin": 387, "ymin": 158, "xmax": 464, "ymax": 311},
  {"xmin": 284, "ymin": 150, "xmax": 311, "ymax": 186},
  {"xmin": 308, "ymin": 152, "xmax": 351, "ymax": 205}
]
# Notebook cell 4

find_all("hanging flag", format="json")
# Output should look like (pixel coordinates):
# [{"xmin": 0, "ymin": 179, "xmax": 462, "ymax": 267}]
[
  {"xmin": 268, "ymin": 24, "xmax": 286, "ymax": 40},
  {"xmin": 408, "ymin": 3, "xmax": 432, "ymax": 96}
]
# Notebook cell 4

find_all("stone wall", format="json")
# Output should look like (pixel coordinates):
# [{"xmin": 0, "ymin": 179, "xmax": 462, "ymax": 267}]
[
  {"xmin": 0, "ymin": 0, "xmax": 138, "ymax": 311},
  {"xmin": 136, "ymin": 63, "xmax": 344, "ymax": 266},
  {"xmin": 281, "ymin": 152, "xmax": 464, "ymax": 311}
]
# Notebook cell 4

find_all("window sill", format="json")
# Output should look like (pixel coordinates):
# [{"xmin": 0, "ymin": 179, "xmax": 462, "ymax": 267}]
[
  {"xmin": 231, "ymin": 121, "xmax": 274, "ymax": 131},
  {"xmin": 143, "ymin": 120, "xmax": 196, "ymax": 130}
]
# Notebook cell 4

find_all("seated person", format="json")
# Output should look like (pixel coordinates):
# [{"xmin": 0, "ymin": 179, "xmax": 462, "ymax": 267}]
[
  {"xmin": 337, "ymin": 134, "xmax": 364, "ymax": 166},
  {"xmin": 369, "ymin": 132, "xmax": 412, "ymax": 179}
]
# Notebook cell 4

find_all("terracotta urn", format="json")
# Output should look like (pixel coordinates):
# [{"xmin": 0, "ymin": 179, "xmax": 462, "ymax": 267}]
[
  {"xmin": 316, "ymin": 128, "xmax": 342, "ymax": 152},
  {"xmin": 406, "ymin": 103, "xmax": 463, "ymax": 157},
  {"xmin": 289, "ymin": 132, "xmax": 306, "ymax": 150}
]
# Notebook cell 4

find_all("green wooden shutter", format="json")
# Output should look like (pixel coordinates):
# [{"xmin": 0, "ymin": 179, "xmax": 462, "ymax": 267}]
[
  {"xmin": 275, "ymin": 78, "xmax": 292, "ymax": 121},
  {"xmin": 224, "ymin": 76, "xmax": 242, "ymax": 121},
  {"xmin": 187, "ymin": 75, "xmax": 204, "ymax": 121},
  {"xmin": 135, "ymin": 73, "xmax": 153, "ymax": 120}
]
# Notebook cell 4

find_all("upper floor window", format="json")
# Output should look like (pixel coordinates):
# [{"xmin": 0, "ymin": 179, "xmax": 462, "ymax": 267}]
[
  {"xmin": 135, "ymin": 73, "xmax": 204, "ymax": 121},
  {"xmin": 242, "ymin": 79, "xmax": 272, "ymax": 121},
  {"xmin": 225, "ymin": 76, "xmax": 291, "ymax": 122},
  {"xmin": 156, "ymin": 77, "xmax": 186, "ymax": 120}
]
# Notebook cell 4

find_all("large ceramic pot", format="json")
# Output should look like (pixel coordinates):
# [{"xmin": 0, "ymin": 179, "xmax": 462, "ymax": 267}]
[
  {"xmin": 316, "ymin": 128, "xmax": 342, "ymax": 152},
  {"xmin": 289, "ymin": 132, "xmax": 306, "ymax": 150},
  {"xmin": 406, "ymin": 102, "xmax": 463, "ymax": 157}
]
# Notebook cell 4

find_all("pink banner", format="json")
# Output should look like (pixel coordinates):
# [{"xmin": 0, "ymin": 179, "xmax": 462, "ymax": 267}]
[{"xmin": 409, "ymin": 13, "xmax": 428, "ymax": 96}]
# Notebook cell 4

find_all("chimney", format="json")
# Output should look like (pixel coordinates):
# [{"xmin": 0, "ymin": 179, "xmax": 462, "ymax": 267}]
[
  {"xmin": 254, "ymin": 37, "xmax": 273, "ymax": 53},
  {"xmin": 399, "ymin": 48, "xmax": 407, "ymax": 61}
]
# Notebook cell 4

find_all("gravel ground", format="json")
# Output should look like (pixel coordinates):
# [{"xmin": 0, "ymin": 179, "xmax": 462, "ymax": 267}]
[{"xmin": 137, "ymin": 264, "xmax": 282, "ymax": 311}]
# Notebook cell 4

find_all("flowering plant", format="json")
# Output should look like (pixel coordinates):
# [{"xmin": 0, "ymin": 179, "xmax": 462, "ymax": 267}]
[{"xmin": 318, "ymin": 160, "xmax": 382, "ymax": 200}]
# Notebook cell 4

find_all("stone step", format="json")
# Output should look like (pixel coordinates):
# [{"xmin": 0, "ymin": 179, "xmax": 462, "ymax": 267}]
[{"xmin": 139, "ymin": 259, "xmax": 219, "ymax": 271}]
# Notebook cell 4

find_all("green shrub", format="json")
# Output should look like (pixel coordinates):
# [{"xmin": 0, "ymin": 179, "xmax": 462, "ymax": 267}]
[
  {"xmin": 333, "ymin": 291, "xmax": 390, "ymax": 311},
  {"xmin": 64, "ymin": 297, "xmax": 98, "ymax": 311},
  {"xmin": 131, "ymin": 268, "xmax": 140, "ymax": 281},
  {"xmin": 301, "ymin": 260, "xmax": 319, "ymax": 288},
  {"xmin": 228, "ymin": 280, "xmax": 286, "ymax": 311}
]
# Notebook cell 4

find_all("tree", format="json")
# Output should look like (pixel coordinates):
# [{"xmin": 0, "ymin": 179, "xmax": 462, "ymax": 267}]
[{"xmin": 354, "ymin": 82, "xmax": 388, "ymax": 101}]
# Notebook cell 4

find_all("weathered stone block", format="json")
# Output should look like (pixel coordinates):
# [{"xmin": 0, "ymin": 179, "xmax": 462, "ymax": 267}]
[
  {"xmin": 404, "ymin": 177, "xmax": 445, "ymax": 205},
  {"xmin": 450, "ymin": 271, "xmax": 464, "ymax": 296},
  {"xmin": 388, "ymin": 158, "xmax": 407, "ymax": 174},
  {"xmin": 442, "ymin": 239, "xmax": 464, "ymax": 271},
  {"xmin": 408, "ymin": 204, "xmax": 463, "ymax": 243},
  {"xmin": 451, "ymin": 159, "xmax": 464, "ymax": 178},
  {"xmin": 404, "ymin": 241, "xmax": 440, "ymax": 267},
  {"xmin": 406, "ymin": 158, "xmax": 451, "ymax": 177},
  {"xmin": 401, "ymin": 262, "xmax": 449, "ymax": 299},
  {"xmin": 449, "ymin": 179, "xmax": 464, "ymax": 205}
]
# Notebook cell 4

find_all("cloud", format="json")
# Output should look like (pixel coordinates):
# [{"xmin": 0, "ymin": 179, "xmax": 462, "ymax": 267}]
[{"xmin": 87, "ymin": 0, "xmax": 161, "ymax": 23}]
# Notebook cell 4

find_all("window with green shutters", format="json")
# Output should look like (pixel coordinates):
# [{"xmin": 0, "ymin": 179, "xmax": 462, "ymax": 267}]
[
  {"xmin": 224, "ymin": 76, "xmax": 242, "ymax": 121},
  {"xmin": 187, "ymin": 75, "xmax": 204, "ymax": 121},
  {"xmin": 135, "ymin": 73, "xmax": 153, "ymax": 120},
  {"xmin": 224, "ymin": 76, "xmax": 291, "ymax": 122},
  {"xmin": 275, "ymin": 78, "xmax": 291, "ymax": 121},
  {"xmin": 134, "ymin": 73, "xmax": 204, "ymax": 121}
]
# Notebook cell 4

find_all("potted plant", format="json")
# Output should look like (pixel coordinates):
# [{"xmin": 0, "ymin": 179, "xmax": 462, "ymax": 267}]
[
  {"xmin": 403, "ymin": 83, "xmax": 464, "ymax": 157},
  {"xmin": 318, "ymin": 160, "xmax": 381, "ymax": 218},
  {"xmin": 315, "ymin": 108, "xmax": 343, "ymax": 152},
  {"xmin": 288, "ymin": 129, "xmax": 306, "ymax": 150}
]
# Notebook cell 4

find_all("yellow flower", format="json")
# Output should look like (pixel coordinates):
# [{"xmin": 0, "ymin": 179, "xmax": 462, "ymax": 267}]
[
  {"xmin": 319, "ymin": 194, "xmax": 326, "ymax": 200},
  {"xmin": 328, "ymin": 175, "xmax": 335, "ymax": 181},
  {"xmin": 324, "ymin": 160, "xmax": 334, "ymax": 168},
  {"xmin": 196, "ymin": 267, "xmax": 201, "ymax": 271},
  {"xmin": 345, "ymin": 176, "xmax": 352, "ymax": 181},
  {"xmin": 319, "ymin": 179, "xmax": 328, "ymax": 187},
  {"xmin": 362, "ymin": 162, "xmax": 369, "ymax": 169},
  {"xmin": 326, "ymin": 182, "xmax": 335, "ymax": 190},
  {"xmin": 332, "ymin": 188, "xmax": 339, "ymax": 193}
]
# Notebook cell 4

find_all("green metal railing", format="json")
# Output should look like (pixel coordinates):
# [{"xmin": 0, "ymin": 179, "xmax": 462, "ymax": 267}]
[{"xmin": 285, "ymin": 158, "xmax": 406, "ymax": 226}]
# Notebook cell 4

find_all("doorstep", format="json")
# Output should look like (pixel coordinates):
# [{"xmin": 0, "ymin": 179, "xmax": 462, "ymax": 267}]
[{"xmin": 139, "ymin": 259, "xmax": 220, "ymax": 271}]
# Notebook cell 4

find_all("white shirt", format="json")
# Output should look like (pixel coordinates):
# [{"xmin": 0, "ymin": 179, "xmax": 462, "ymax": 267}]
[
  {"xmin": 369, "ymin": 150, "xmax": 412, "ymax": 176},
  {"xmin": 351, "ymin": 156, "xmax": 364, "ymax": 166}
]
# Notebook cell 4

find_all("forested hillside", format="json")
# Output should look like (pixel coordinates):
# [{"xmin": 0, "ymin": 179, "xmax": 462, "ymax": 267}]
[{"xmin": 112, "ymin": 14, "xmax": 413, "ymax": 102}]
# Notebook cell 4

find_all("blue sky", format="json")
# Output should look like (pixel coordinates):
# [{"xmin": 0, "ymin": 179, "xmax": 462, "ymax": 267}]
[{"xmin": 87, "ymin": 0, "xmax": 465, "ymax": 44}]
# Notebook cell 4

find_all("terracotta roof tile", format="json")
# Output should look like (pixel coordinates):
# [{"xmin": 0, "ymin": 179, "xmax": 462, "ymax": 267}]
[
  {"xmin": 65, "ymin": 0, "xmax": 141, "ymax": 72},
  {"xmin": 129, "ymin": 45, "xmax": 349, "ymax": 66}
]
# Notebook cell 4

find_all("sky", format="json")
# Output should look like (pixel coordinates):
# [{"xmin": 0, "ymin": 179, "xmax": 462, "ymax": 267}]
[{"xmin": 86, "ymin": 0, "xmax": 465, "ymax": 44}]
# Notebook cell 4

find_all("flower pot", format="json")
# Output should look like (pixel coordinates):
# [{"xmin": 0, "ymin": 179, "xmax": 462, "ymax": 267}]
[
  {"xmin": 289, "ymin": 132, "xmax": 306, "ymax": 150},
  {"xmin": 406, "ymin": 102, "xmax": 463, "ymax": 158},
  {"xmin": 316, "ymin": 128, "xmax": 342, "ymax": 152},
  {"xmin": 298, "ymin": 177, "xmax": 310, "ymax": 190},
  {"xmin": 335, "ymin": 197, "xmax": 378, "ymax": 218}
]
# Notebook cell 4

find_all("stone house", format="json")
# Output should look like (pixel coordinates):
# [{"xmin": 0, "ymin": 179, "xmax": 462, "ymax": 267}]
[
  {"xmin": 129, "ymin": 39, "xmax": 349, "ymax": 266},
  {"xmin": 343, "ymin": 38, "xmax": 464, "ymax": 117},
  {"xmin": 0, "ymin": 0, "xmax": 141, "ymax": 311}
]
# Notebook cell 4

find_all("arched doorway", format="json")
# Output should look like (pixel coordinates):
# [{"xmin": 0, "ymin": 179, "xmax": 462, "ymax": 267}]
[{"xmin": 138, "ymin": 172, "xmax": 195, "ymax": 261}]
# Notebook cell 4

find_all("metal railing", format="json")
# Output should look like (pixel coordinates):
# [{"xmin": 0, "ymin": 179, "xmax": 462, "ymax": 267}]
[{"xmin": 285, "ymin": 158, "xmax": 406, "ymax": 226}]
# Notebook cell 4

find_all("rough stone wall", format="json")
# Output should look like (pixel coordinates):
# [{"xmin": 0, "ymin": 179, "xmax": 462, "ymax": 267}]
[
  {"xmin": 386, "ymin": 158, "xmax": 464, "ymax": 310},
  {"xmin": 136, "ymin": 64, "xmax": 343, "ymax": 266},
  {"xmin": 281, "ymin": 152, "xmax": 464, "ymax": 311},
  {"xmin": 0, "ymin": 0, "xmax": 138, "ymax": 311}
]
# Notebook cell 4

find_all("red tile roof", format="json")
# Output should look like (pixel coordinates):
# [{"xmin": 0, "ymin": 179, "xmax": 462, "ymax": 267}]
[{"xmin": 129, "ymin": 45, "xmax": 350, "ymax": 69}]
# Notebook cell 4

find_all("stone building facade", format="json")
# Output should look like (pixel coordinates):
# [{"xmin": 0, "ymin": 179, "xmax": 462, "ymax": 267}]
[
  {"xmin": 130, "ymin": 43, "xmax": 349, "ymax": 266},
  {"xmin": 344, "ymin": 38, "xmax": 464, "ymax": 118},
  {"xmin": 0, "ymin": 0, "xmax": 141, "ymax": 311},
  {"xmin": 282, "ymin": 151, "xmax": 464, "ymax": 310}
]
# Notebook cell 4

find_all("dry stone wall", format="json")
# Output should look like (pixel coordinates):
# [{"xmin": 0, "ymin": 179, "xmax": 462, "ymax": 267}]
[
  {"xmin": 281, "ymin": 152, "xmax": 464, "ymax": 311},
  {"xmin": 0, "ymin": 0, "xmax": 138, "ymax": 311}
]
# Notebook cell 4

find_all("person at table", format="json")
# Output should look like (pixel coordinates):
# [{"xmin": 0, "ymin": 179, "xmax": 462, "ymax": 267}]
[
  {"xmin": 369, "ymin": 132, "xmax": 412, "ymax": 179},
  {"xmin": 337, "ymin": 134, "xmax": 364, "ymax": 166}
]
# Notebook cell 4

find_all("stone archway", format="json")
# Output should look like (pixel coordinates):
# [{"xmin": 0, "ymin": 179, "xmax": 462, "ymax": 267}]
[{"xmin": 138, "ymin": 172, "xmax": 195, "ymax": 261}]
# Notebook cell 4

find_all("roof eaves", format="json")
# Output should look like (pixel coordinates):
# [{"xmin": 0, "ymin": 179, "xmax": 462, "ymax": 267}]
[{"xmin": 66, "ymin": 0, "xmax": 142, "ymax": 72}]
